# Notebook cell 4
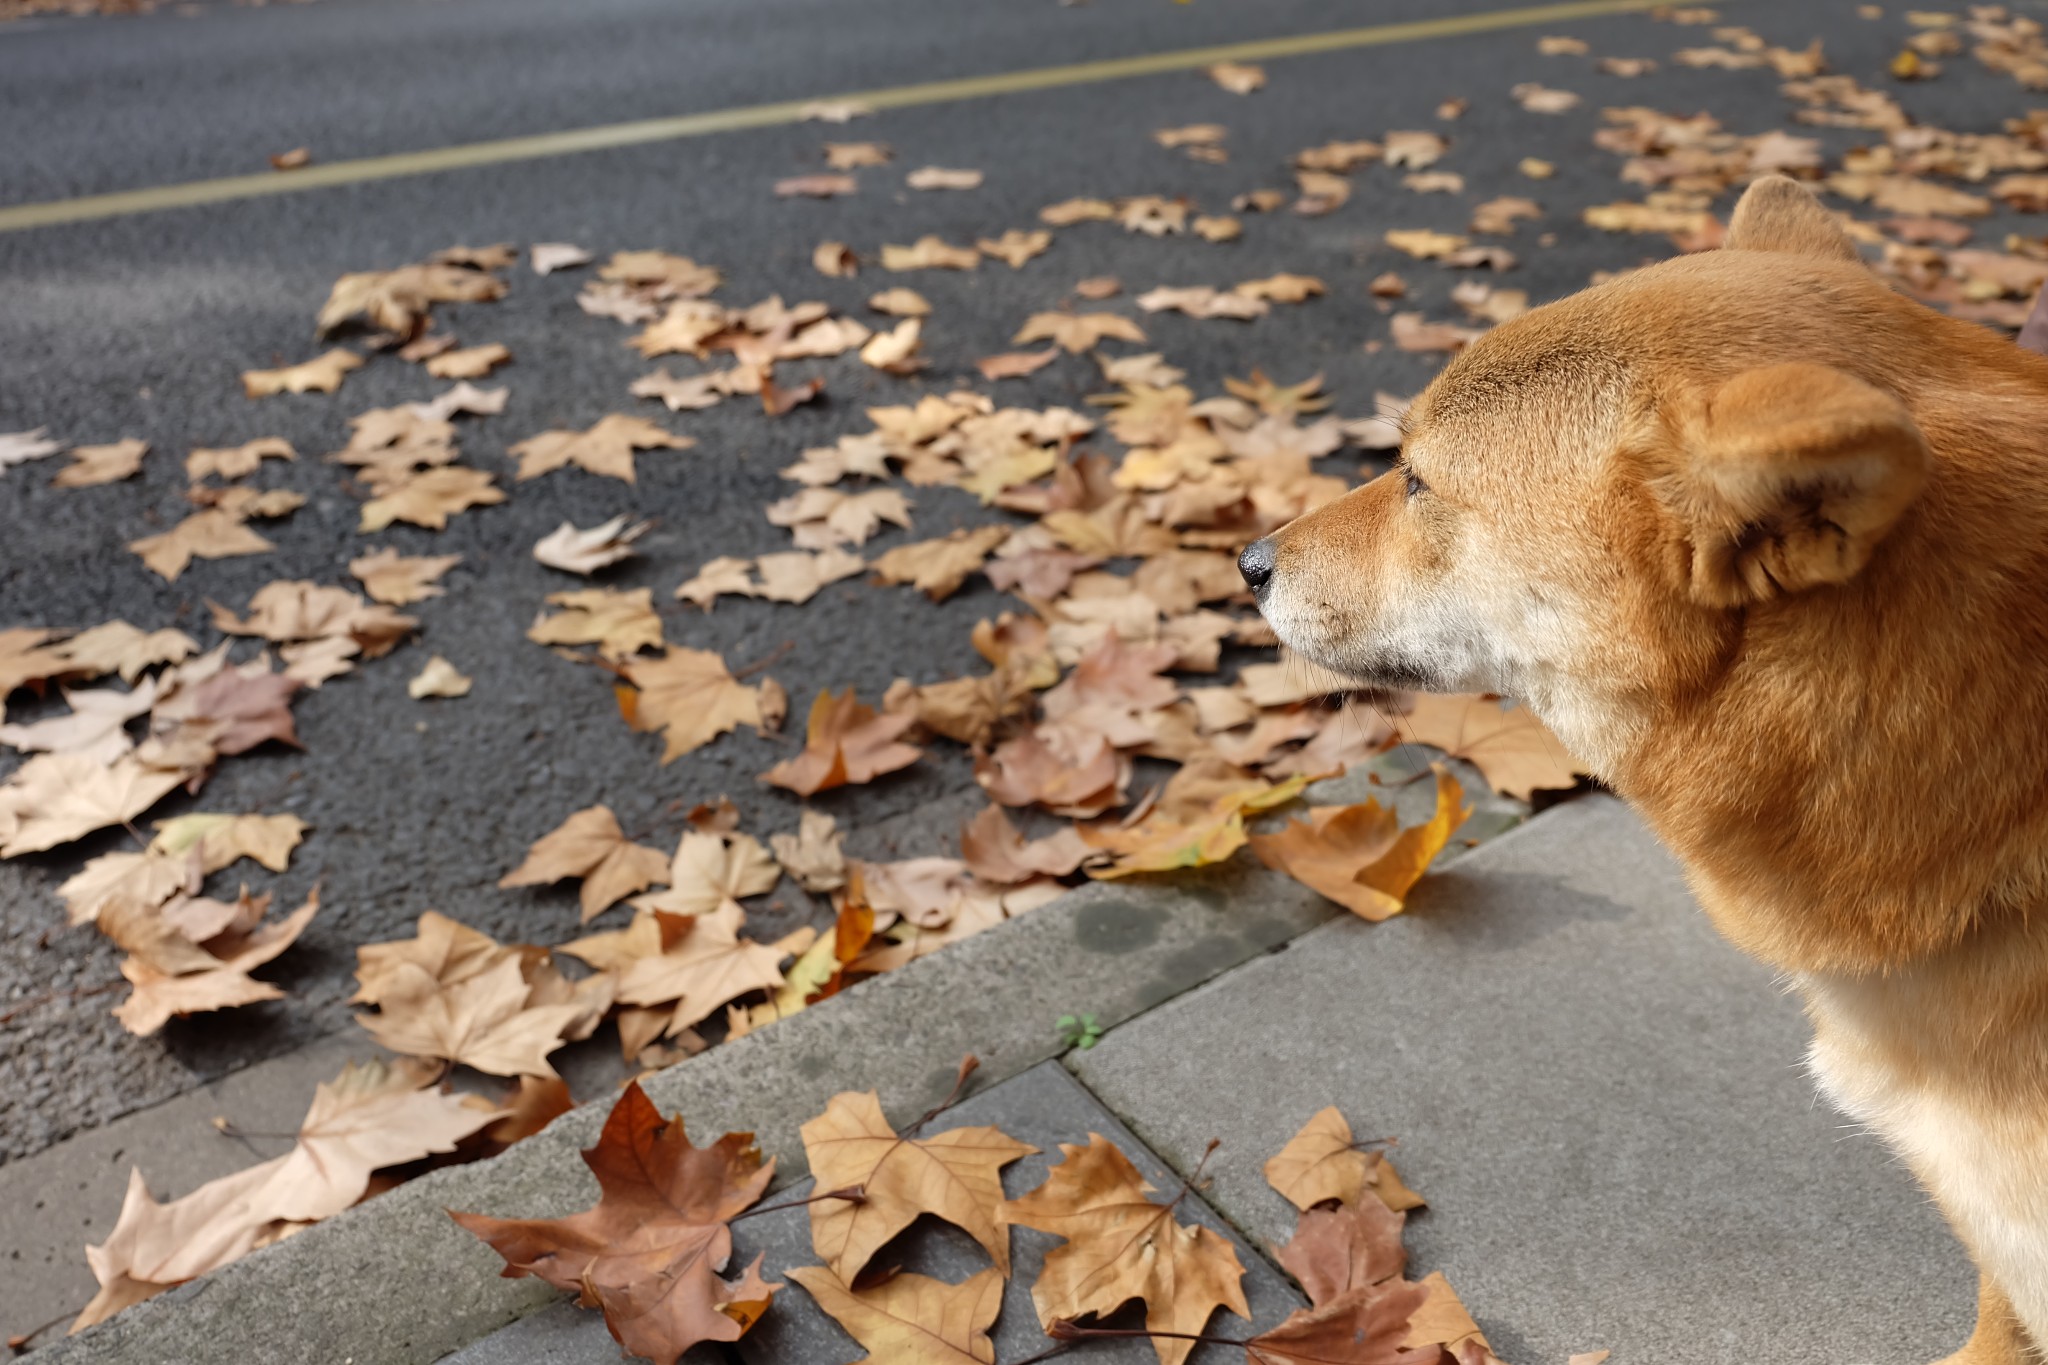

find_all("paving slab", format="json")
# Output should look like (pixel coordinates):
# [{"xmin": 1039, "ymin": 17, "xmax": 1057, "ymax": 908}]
[
  {"xmin": 1069, "ymin": 795, "xmax": 1976, "ymax": 1365},
  {"xmin": 447, "ymin": 1061, "xmax": 1307, "ymax": 1365},
  {"xmin": 40, "ymin": 856, "xmax": 1340, "ymax": 1365}
]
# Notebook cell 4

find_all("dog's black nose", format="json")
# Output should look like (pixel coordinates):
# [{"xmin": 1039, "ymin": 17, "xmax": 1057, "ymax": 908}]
[{"xmin": 1238, "ymin": 537, "xmax": 1277, "ymax": 590}]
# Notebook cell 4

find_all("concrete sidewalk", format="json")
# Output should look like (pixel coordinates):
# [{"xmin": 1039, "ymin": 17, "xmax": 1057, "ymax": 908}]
[{"xmin": 40, "ymin": 794, "xmax": 1975, "ymax": 1365}]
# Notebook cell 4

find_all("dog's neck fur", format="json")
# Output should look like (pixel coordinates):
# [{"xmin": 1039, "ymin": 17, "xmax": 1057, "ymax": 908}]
[{"xmin": 1603, "ymin": 300, "xmax": 2048, "ymax": 980}]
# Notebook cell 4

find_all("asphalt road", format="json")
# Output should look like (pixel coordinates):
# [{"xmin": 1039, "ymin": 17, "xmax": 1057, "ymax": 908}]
[{"xmin": 1, "ymin": 0, "xmax": 2040, "ymax": 1164}]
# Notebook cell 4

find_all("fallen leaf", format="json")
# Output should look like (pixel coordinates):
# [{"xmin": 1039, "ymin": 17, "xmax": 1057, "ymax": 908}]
[
  {"xmin": 500, "ymin": 804, "xmax": 671, "ymax": 921},
  {"xmin": 1003, "ymin": 1134, "xmax": 1249, "ymax": 1365},
  {"xmin": 149, "ymin": 812, "xmax": 308, "ymax": 875},
  {"xmin": 1520, "ymin": 156, "xmax": 1556, "ymax": 178},
  {"xmin": 358, "ymin": 466, "xmax": 506, "ymax": 532},
  {"xmin": 51, "ymin": 623, "xmax": 199, "ymax": 683},
  {"xmin": 871, "ymin": 524, "xmax": 1010, "ymax": 600},
  {"xmin": 824, "ymin": 141, "xmax": 892, "ymax": 169},
  {"xmin": 317, "ymin": 261, "xmax": 505, "ymax": 339},
  {"xmin": 1383, "ymin": 229, "xmax": 1470, "ymax": 260},
  {"xmin": 977, "ymin": 347, "xmax": 1061, "ymax": 380},
  {"xmin": 771, "ymin": 809, "xmax": 848, "ymax": 892},
  {"xmin": 1273, "ymin": 1195, "xmax": 1409, "ymax": 1305},
  {"xmin": 1537, "ymin": 34, "xmax": 1589, "ymax": 53},
  {"xmin": 1264, "ymin": 1107, "xmax": 1426, "ymax": 1215},
  {"xmin": 1209, "ymin": 60, "xmax": 1266, "ymax": 93},
  {"xmin": 449, "ymin": 1081, "xmax": 778, "ymax": 1365},
  {"xmin": 349, "ymin": 548, "xmax": 462, "ymax": 605},
  {"xmin": 1041, "ymin": 197, "xmax": 1119, "ymax": 226},
  {"xmin": 1016, "ymin": 311, "xmax": 1146, "ymax": 353},
  {"xmin": 763, "ymin": 688, "xmax": 923, "ymax": 795},
  {"xmin": 510, "ymin": 414, "xmax": 694, "ymax": 484},
  {"xmin": 1511, "ymin": 82, "xmax": 1582, "ymax": 112},
  {"xmin": 777, "ymin": 173, "xmax": 859, "ymax": 198},
  {"xmin": 814, "ymin": 240, "xmax": 859, "ymax": 277},
  {"xmin": 106, "ymin": 889, "xmax": 319, "ymax": 1035},
  {"xmin": 766, "ymin": 485, "xmax": 914, "ymax": 549},
  {"xmin": 869, "ymin": 287, "xmax": 933, "ymax": 317},
  {"xmin": 645, "ymin": 830, "xmax": 780, "ymax": 917},
  {"xmin": 623, "ymin": 647, "xmax": 776, "ymax": 762},
  {"xmin": 533, "ymin": 515, "xmax": 652, "ymax": 574},
  {"xmin": 530, "ymin": 242, "xmax": 592, "ymax": 275},
  {"xmin": 527, "ymin": 587, "xmax": 662, "ymax": 661},
  {"xmin": 407, "ymin": 656, "xmax": 471, "ymax": 700},
  {"xmin": 52, "ymin": 438, "xmax": 149, "ymax": 488},
  {"xmin": 1403, "ymin": 1272, "xmax": 1495, "ymax": 1360},
  {"xmin": 788, "ymin": 1265, "xmax": 1001, "ymax": 1365},
  {"xmin": 0, "ymin": 681, "xmax": 158, "ymax": 762},
  {"xmin": 0, "ymin": 428, "xmax": 63, "ymax": 470},
  {"xmin": 357, "ymin": 955, "xmax": 583, "ymax": 1077},
  {"xmin": 584, "ymin": 902, "xmax": 793, "ymax": 1034},
  {"xmin": 860, "ymin": 317, "xmax": 925, "ymax": 373},
  {"xmin": 802, "ymin": 1087, "xmax": 1036, "ymax": 1279},
  {"xmin": 882, "ymin": 236, "xmax": 981, "ymax": 271},
  {"xmin": 1246, "ymin": 1277, "xmax": 1436, "ymax": 1365},
  {"xmin": 242, "ymin": 349, "xmax": 363, "ymax": 398},
  {"xmin": 185, "ymin": 437, "xmax": 294, "ymax": 482},
  {"xmin": 803, "ymin": 99, "xmax": 875, "ymax": 122},
  {"xmin": 977, "ymin": 228, "xmax": 1051, "ymax": 267},
  {"xmin": 1237, "ymin": 273, "xmax": 1326, "ymax": 303},
  {"xmin": 1390, "ymin": 312, "xmax": 1485, "ymax": 353},
  {"xmin": 908, "ymin": 166, "xmax": 984, "ymax": 191},
  {"xmin": 0, "ymin": 752, "xmax": 185, "ymax": 857},
  {"xmin": 424, "ymin": 343, "xmax": 511, "ymax": 380},
  {"xmin": 960, "ymin": 804, "xmax": 1092, "ymax": 883},
  {"xmin": 1383, "ymin": 131, "xmax": 1448, "ymax": 168},
  {"xmin": 1193, "ymin": 214, "xmax": 1242, "ymax": 242},
  {"xmin": 1398, "ymin": 694, "xmax": 1583, "ymax": 798},
  {"xmin": 1137, "ymin": 286, "xmax": 1268, "ymax": 321},
  {"xmin": 1250, "ymin": 770, "xmax": 1467, "ymax": 923}
]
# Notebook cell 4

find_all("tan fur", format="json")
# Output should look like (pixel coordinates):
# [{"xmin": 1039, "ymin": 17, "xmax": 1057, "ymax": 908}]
[{"xmin": 1255, "ymin": 176, "xmax": 2048, "ymax": 1361}]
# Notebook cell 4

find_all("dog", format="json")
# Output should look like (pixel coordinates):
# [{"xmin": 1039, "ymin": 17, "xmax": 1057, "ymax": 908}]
[{"xmin": 1242, "ymin": 175, "xmax": 2048, "ymax": 1364}]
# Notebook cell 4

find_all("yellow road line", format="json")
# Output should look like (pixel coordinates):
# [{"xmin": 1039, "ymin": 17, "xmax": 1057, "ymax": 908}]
[{"xmin": 0, "ymin": 0, "xmax": 1663, "ymax": 234}]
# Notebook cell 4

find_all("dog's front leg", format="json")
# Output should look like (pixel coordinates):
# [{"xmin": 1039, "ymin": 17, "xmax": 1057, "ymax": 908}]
[{"xmin": 1936, "ymin": 1274, "xmax": 2039, "ymax": 1365}]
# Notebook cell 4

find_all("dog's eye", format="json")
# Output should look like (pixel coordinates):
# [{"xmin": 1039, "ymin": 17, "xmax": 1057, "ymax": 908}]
[{"xmin": 1403, "ymin": 468, "xmax": 1428, "ymax": 499}]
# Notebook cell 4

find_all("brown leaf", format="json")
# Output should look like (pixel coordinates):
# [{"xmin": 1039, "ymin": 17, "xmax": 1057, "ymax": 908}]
[
  {"xmin": 882, "ymin": 236, "xmax": 981, "ymax": 271},
  {"xmin": 824, "ymin": 141, "xmax": 892, "ymax": 169},
  {"xmin": 357, "ymin": 955, "xmax": 583, "ymax": 1077},
  {"xmin": 527, "ymin": 587, "xmax": 664, "ymax": 660},
  {"xmin": 1002, "ymin": 1134, "xmax": 1249, "ymax": 1365},
  {"xmin": 1246, "ymin": 1278, "xmax": 1437, "ymax": 1365},
  {"xmin": 1249, "ymin": 770, "xmax": 1468, "ymax": 923},
  {"xmin": 907, "ymin": 166, "xmax": 984, "ymax": 191},
  {"xmin": 977, "ymin": 228, "xmax": 1051, "ymax": 267},
  {"xmin": 209, "ymin": 580, "xmax": 416, "ymax": 657},
  {"xmin": 48, "ymin": 622, "xmax": 198, "ymax": 684},
  {"xmin": 1382, "ymin": 229, "xmax": 1469, "ymax": 260},
  {"xmin": 424, "ymin": 342, "xmax": 511, "ymax": 380},
  {"xmin": 1016, "ymin": 311, "xmax": 1146, "ymax": 353},
  {"xmin": 639, "ymin": 830, "xmax": 780, "ymax": 917},
  {"xmin": 357, "ymin": 466, "xmax": 505, "ymax": 532},
  {"xmin": 449, "ymin": 1082, "xmax": 778, "ymax": 1365},
  {"xmin": 129, "ymin": 509, "xmax": 277, "ymax": 581},
  {"xmin": 977, "ymin": 346, "xmax": 1061, "ymax": 381},
  {"xmin": 1402, "ymin": 1272, "xmax": 1494, "ymax": 1359},
  {"xmin": 802, "ymin": 1088, "xmax": 1037, "ymax": 1279},
  {"xmin": 788, "ymin": 1265, "xmax": 1001, "ymax": 1365},
  {"xmin": 352, "ymin": 910, "xmax": 515, "ymax": 1005},
  {"xmin": 510, "ymin": 414, "xmax": 694, "ymax": 484},
  {"xmin": 342, "ymin": 550, "xmax": 461, "ymax": 607},
  {"xmin": 571, "ymin": 902, "xmax": 791, "ymax": 1034},
  {"xmin": 1398, "ymin": 694, "xmax": 1583, "ymax": 798},
  {"xmin": 1511, "ymin": 81, "xmax": 1581, "ymax": 112},
  {"xmin": 241, "ymin": 349, "xmax": 363, "ymax": 398},
  {"xmin": 960, "ymin": 804, "xmax": 1091, "ymax": 883},
  {"xmin": 860, "ymin": 317, "xmax": 925, "ymax": 373},
  {"xmin": 108, "ymin": 889, "xmax": 319, "ymax": 1035},
  {"xmin": 530, "ymin": 242, "xmax": 592, "ymax": 275},
  {"xmin": 52, "ymin": 438, "xmax": 149, "ymax": 489},
  {"xmin": 621, "ymin": 647, "xmax": 775, "ymax": 762},
  {"xmin": 776, "ymin": 173, "xmax": 859, "ymax": 197},
  {"xmin": 770, "ymin": 809, "xmax": 848, "ymax": 892},
  {"xmin": 316, "ymin": 262, "xmax": 505, "ymax": 338},
  {"xmin": 1264, "ymin": 1107, "xmax": 1426, "ymax": 1215},
  {"xmin": 871, "ymin": 524, "xmax": 1011, "ymax": 600},
  {"xmin": 0, "ymin": 680, "xmax": 157, "ymax": 762},
  {"xmin": 148, "ymin": 812, "xmax": 308, "ymax": 875},
  {"xmin": 814, "ymin": 240, "xmax": 860, "ymax": 277},
  {"xmin": 533, "ymin": 515, "xmax": 652, "ymax": 575},
  {"xmin": 500, "ymin": 805, "xmax": 672, "ymax": 922},
  {"xmin": 762, "ymin": 688, "xmax": 922, "ymax": 795},
  {"xmin": 0, "ymin": 752, "xmax": 185, "ymax": 858},
  {"xmin": 154, "ymin": 652, "xmax": 302, "ymax": 756},
  {"xmin": 1208, "ymin": 60, "xmax": 1266, "ymax": 93},
  {"xmin": 1274, "ymin": 1198, "xmax": 1409, "ymax": 1305}
]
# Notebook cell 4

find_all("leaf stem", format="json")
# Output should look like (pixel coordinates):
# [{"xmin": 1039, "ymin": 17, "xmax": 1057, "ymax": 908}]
[{"xmin": 730, "ymin": 1183, "xmax": 865, "ymax": 1224}]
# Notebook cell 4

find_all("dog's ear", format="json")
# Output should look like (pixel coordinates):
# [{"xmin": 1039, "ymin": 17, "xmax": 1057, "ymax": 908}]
[
  {"xmin": 1724, "ymin": 175, "xmax": 1860, "ymax": 263},
  {"xmin": 1670, "ymin": 362, "xmax": 1928, "ymax": 606}
]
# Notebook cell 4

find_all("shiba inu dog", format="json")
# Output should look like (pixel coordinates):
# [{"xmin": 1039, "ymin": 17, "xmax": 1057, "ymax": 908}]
[{"xmin": 1242, "ymin": 175, "xmax": 2048, "ymax": 1363}]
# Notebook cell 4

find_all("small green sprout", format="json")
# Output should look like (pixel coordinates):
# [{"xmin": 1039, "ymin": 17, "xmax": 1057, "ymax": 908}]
[{"xmin": 1055, "ymin": 1013, "xmax": 1105, "ymax": 1050}]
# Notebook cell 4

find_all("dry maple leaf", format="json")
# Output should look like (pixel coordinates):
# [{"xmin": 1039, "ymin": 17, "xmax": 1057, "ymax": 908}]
[
  {"xmin": 789, "ymin": 1265, "xmax": 1002, "ymax": 1365},
  {"xmin": 527, "ymin": 587, "xmax": 664, "ymax": 661},
  {"xmin": 149, "ymin": 812, "xmax": 308, "ymax": 874},
  {"xmin": 771, "ymin": 809, "xmax": 848, "ymax": 892},
  {"xmin": 960, "ymin": 804, "xmax": 1092, "ymax": 884},
  {"xmin": 978, "ymin": 347, "xmax": 1061, "ymax": 381},
  {"xmin": 861, "ymin": 317, "xmax": 925, "ymax": 372},
  {"xmin": 869, "ymin": 287, "xmax": 932, "ymax": 317},
  {"xmin": 1015, "ymin": 312, "xmax": 1146, "ymax": 353},
  {"xmin": 1390, "ymin": 312, "xmax": 1484, "ymax": 354},
  {"xmin": 1246, "ymin": 1277, "xmax": 1437, "ymax": 1365},
  {"xmin": 105, "ymin": 889, "xmax": 319, "ymax": 1034},
  {"xmin": 577, "ymin": 902, "xmax": 792, "ymax": 1033},
  {"xmin": 825, "ymin": 140, "xmax": 892, "ymax": 168},
  {"xmin": 882, "ymin": 236, "xmax": 981, "ymax": 271},
  {"xmin": 1237, "ymin": 273, "xmax": 1326, "ymax": 304},
  {"xmin": 500, "ymin": 804, "xmax": 671, "ymax": 921},
  {"xmin": 450, "ymin": 1081, "xmax": 778, "ymax": 1365},
  {"xmin": 358, "ymin": 466, "xmax": 505, "ymax": 532},
  {"xmin": 52, "ymin": 622, "xmax": 198, "ymax": 684},
  {"xmin": 510, "ymin": 414, "xmax": 694, "ymax": 484},
  {"xmin": 1194, "ymin": 214, "xmax": 1242, "ymax": 242},
  {"xmin": 129, "ymin": 509, "xmax": 277, "ymax": 581},
  {"xmin": 871, "ymin": 524, "xmax": 1011, "ymax": 601},
  {"xmin": 317, "ymin": 262, "xmax": 505, "ymax": 338},
  {"xmin": 531, "ymin": 242, "xmax": 592, "ymax": 274},
  {"xmin": 349, "ymin": 548, "xmax": 461, "ymax": 605},
  {"xmin": 1041, "ymin": 196, "xmax": 1118, "ymax": 226},
  {"xmin": 357, "ymin": 955, "xmax": 583, "ymax": 1077},
  {"xmin": 411, "ymin": 380, "xmax": 509, "ymax": 422},
  {"xmin": 1249, "ymin": 769, "xmax": 1468, "ymax": 923},
  {"xmin": 1003, "ymin": 1134, "xmax": 1249, "ymax": 1365},
  {"xmin": 762, "ymin": 687, "xmax": 922, "ymax": 795},
  {"xmin": 777, "ymin": 172, "xmax": 860, "ymax": 198},
  {"xmin": 1397, "ymin": 694, "xmax": 1582, "ymax": 799},
  {"xmin": 1087, "ymin": 774, "xmax": 1310, "ymax": 879},
  {"xmin": 802, "ymin": 1088, "xmax": 1037, "ymax": 1280},
  {"xmin": 908, "ymin": 166, "xmax": 984, "ymax": 191},
  {"xmin": 210, "ymin": 581, "xmax": 416, "ymax": 657},
  {"xmin": 640, "ymin": 830, "xmax": 780, "ymax": 917},
  {"xmin": 0, "ymin": 681, "xmax": 157, "ymax": 762},
  {"xmin": 533, "ymin": 515, "xmax": 652, "ymax": 575},
  {"xmin": 0, "ymin": 427, "xmax": 62, "ymax": 470},
  {"xmin": 73, "ymin": 1159, "xmax": 288, "ymax": 1332},
  {"xmin": 1403, "ymin": 1272, "xmax": 1496, "ymax": 1360},
  {"xmin": 408, "ymin": 655, "xmax": 472, "ymax": 699},
  {"xmin": 1137, "ymin": 286, "xmax": 1269, "ymax": 321},
  {"xmin": 51, "ymin": 437, "xmax": 148, "ymax": 488},
  {"xmin": 0, "ymin": 752, "xmax": 185, "ymax": 857},
  {"xmin": 1511, "ymin": 81, "xmax": 1581, "ymax": 112},
  {"xmin": 766, "ymin": 486, "xmax": 915, "ymax": 550},
  {"xmin": 151, "ymin": 650, "xmax": 303, "ymax": 757},
  {"xmin": 241, "ymin": 349, "xmax": 363, "ymax": 398},
  {"xmin": 352, "ymin": 909, "xmax": 512, "ymax": 1005},
  {"xmin": 424, "ymin": 342, "xmax": 512, "ymax": 380},
  {"xmin": 1208, "ymin": 60, "xmax": 1266, "ymax": 93},
  {"xmin": 1274, "ymin": 1194, "xmax": 1409, "ymax": 1306},
  {"xmin": 978, "ymin": 228, "xmax": 1051, "ymax": 267},
  {"xmin": 1264, "ymin": 1107, "xmax": 1425, "ymax": 1216},
  {"xmin": 185, "ymin": 437, "xmax": 294, "ymax": 482},
  {"xmin": 621, "ymin": 647, "xmax": 775, "ymax": 762}
]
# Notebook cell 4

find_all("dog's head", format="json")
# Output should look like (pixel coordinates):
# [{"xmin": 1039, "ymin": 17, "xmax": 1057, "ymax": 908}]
[{"xmin": 1245, "ymin": 177, "xmax": 1933, "ymax": 773}]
